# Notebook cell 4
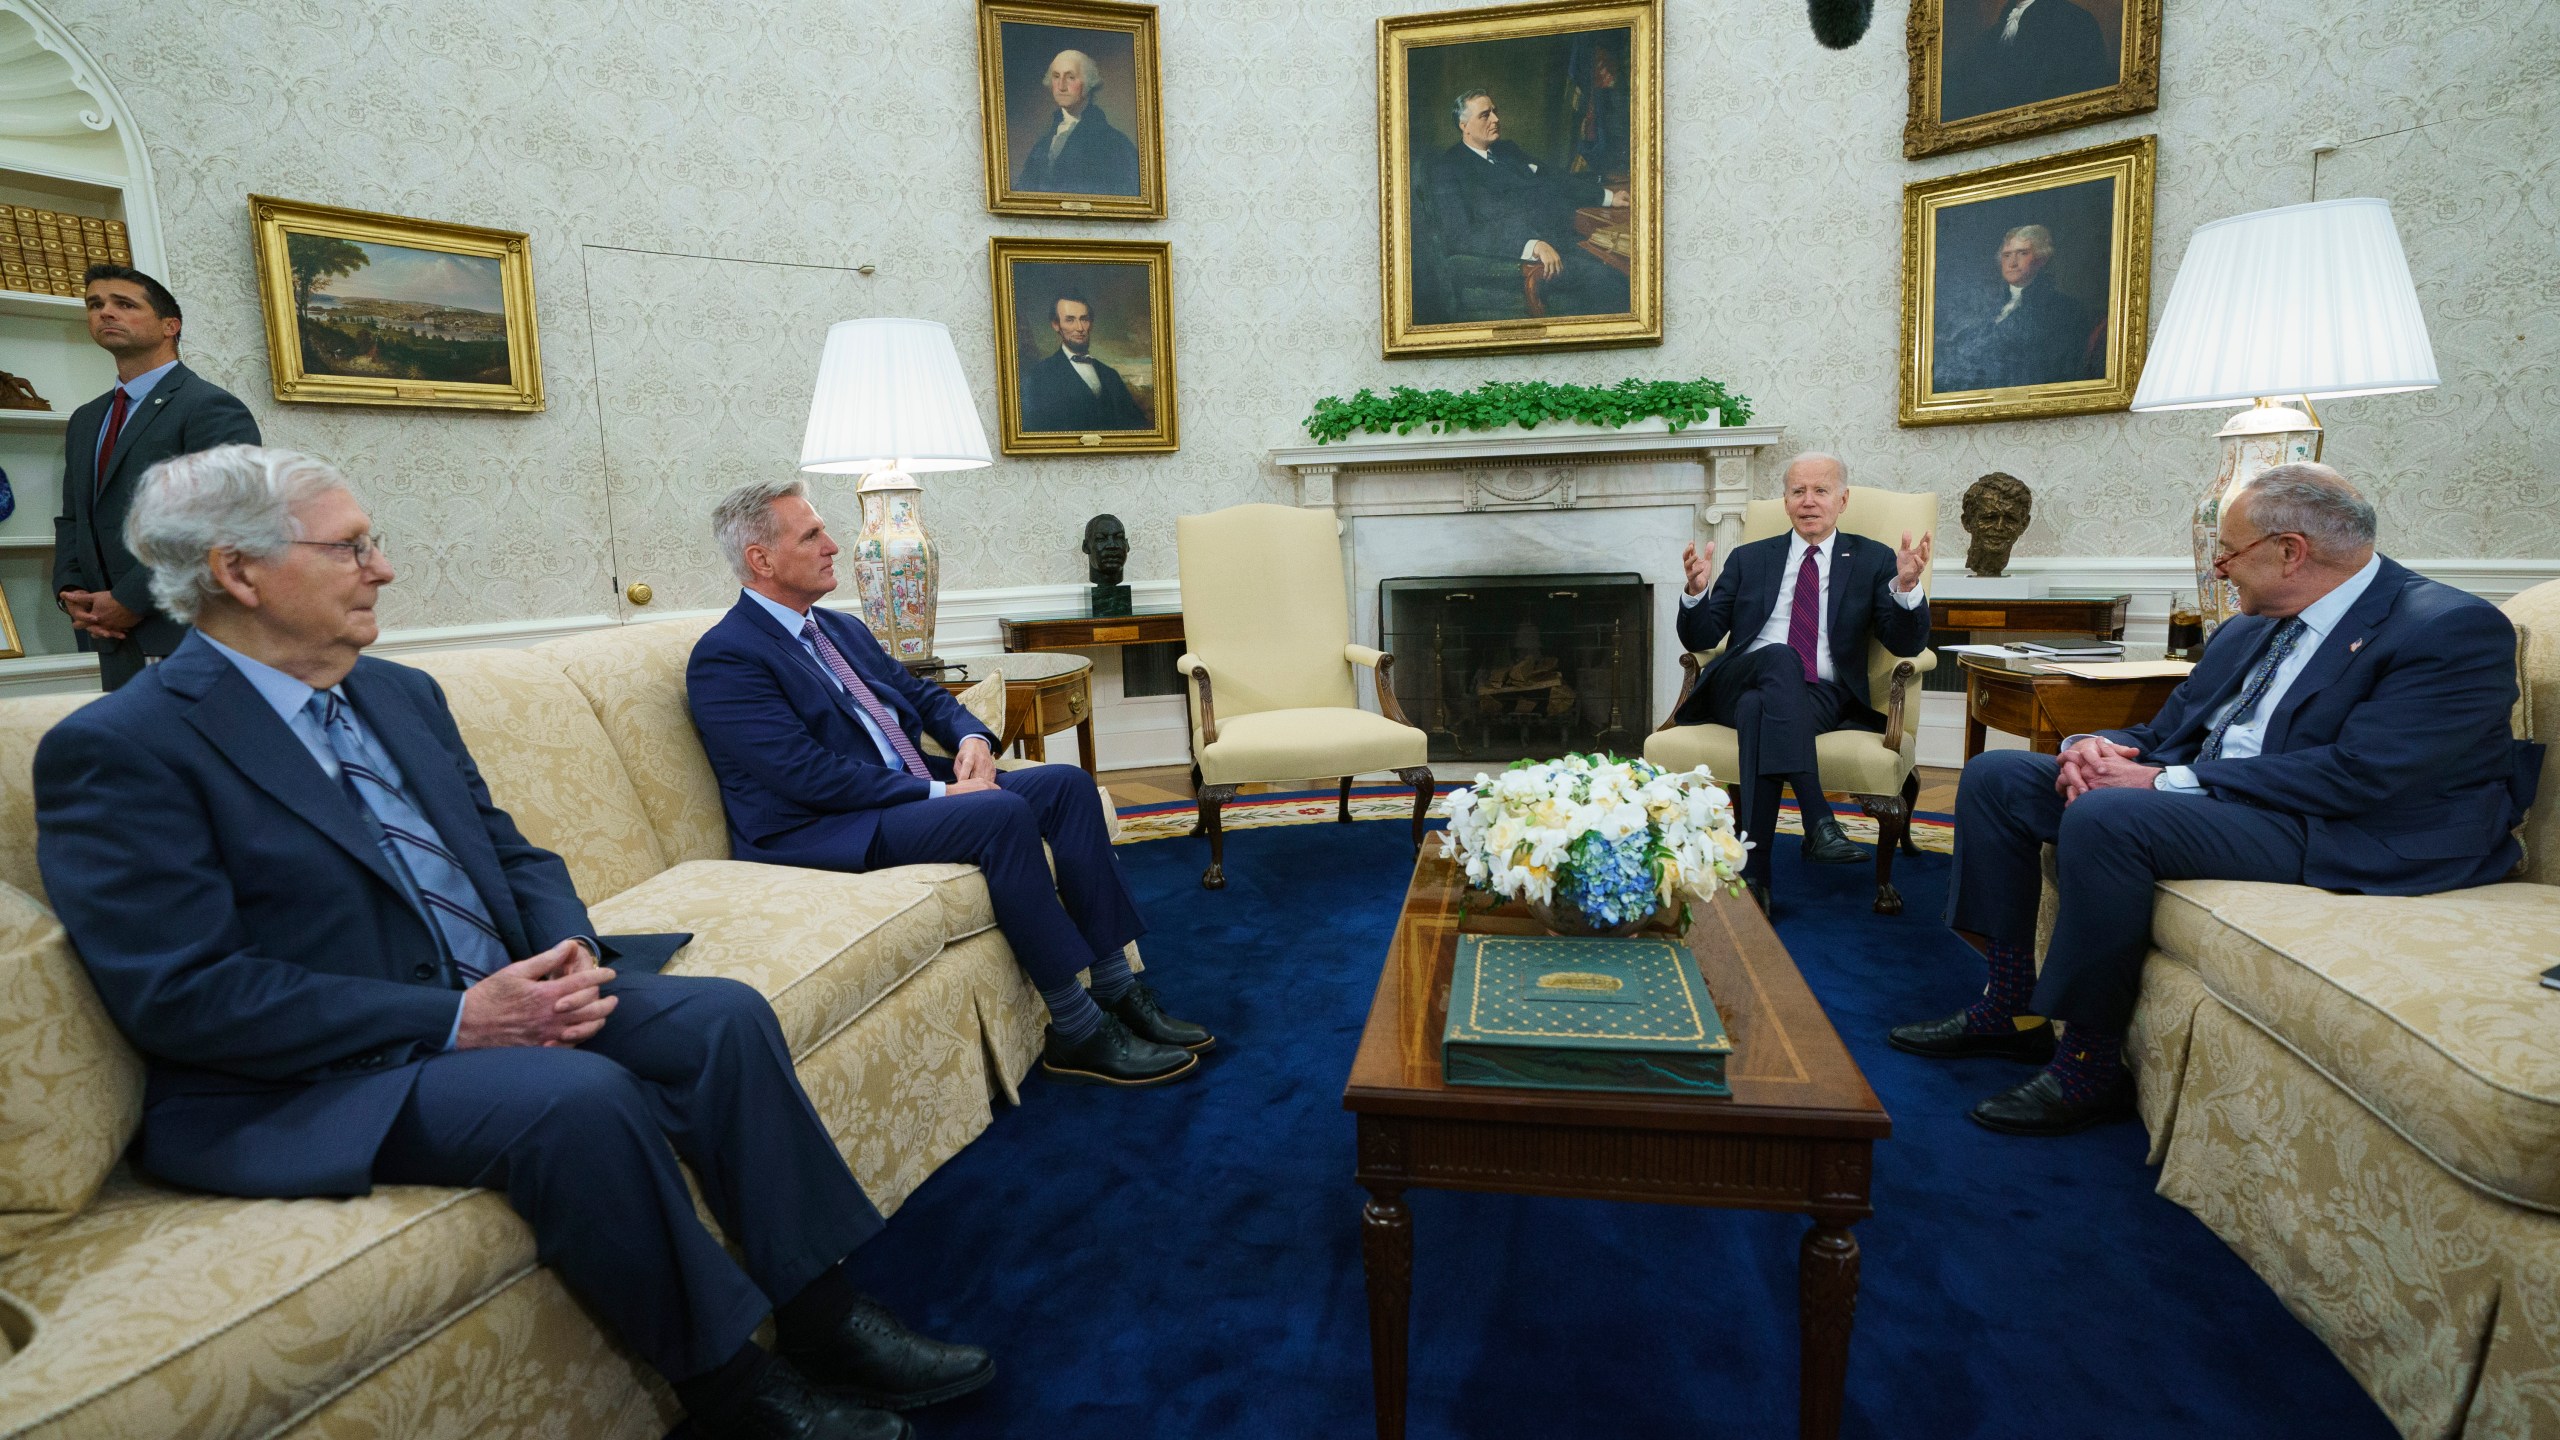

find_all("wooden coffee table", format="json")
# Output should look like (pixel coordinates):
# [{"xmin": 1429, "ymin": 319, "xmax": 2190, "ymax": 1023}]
[{"xmin": 1343, "ymin": 844, "xmax": 1891, "ymax": 1439}]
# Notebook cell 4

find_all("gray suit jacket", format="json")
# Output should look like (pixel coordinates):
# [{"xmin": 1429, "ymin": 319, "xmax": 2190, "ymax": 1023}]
[{"xmin": 54, "ymin": 363, "xmax": 261, "ymax": 659}]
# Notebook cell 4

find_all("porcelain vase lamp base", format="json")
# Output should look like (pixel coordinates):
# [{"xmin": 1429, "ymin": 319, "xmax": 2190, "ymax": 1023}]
[
  {"xmin": 851, "ymin": 467, "xmax": 942, "ymax": 673},
  {"xmin": 2193, "ymin": 400, "xmax": 2322, "ymax": 636}
]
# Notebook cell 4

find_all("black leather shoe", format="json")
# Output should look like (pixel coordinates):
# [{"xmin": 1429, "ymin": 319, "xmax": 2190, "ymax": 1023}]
[
  {"xmin": 1969, "ymin": 1069, "xmax": 2136, "ymax": 1137},
  {"xmin": 1040, "ymin": 1013, "xmax": 1199, "ymax": 1086},
  {"xmin": 696, "ymin": 1356, "xmax": 912, "ymax": 1440},
  {"xmin": 783, "ymin": 1293, "xmax": 995, "ymax": 1412},
  {"xmin": 1888, "ymin": 1010, "xmax": 2057, "ymax": 1064},
  {"xmin": 1101, "ymin": 982, "xmax": 1214, "ymax": 1052},
  {"xmin": 1800, "ymin": 812, "xmax": 1867, "ymax": 864}
]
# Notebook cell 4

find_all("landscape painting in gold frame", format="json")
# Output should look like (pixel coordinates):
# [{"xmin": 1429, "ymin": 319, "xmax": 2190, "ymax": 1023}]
[
  {"xmin": 990, "ymin": 236, "xmax": 1176, "ymax": 456},
  {"xmin": 1900, "ymin": 136, "xmax": 2154, "ymax": 428},
  {"xmin": 1377, "ymin": 0, "xmax": 1660, "ymax": 359},
  {"xmin": 977, "ymin": 0, "xmax": 1165, "ymax": 221},
  {"xmin": 249, "ymin": 196, "xmax": 542, "ymax": 411},
  {"xmin": 1904, "ymin": 0, "xmax": 2159, "ymax": 159}
]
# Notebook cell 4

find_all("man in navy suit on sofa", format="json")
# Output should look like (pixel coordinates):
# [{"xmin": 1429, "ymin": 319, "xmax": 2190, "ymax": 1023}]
[
  {"xmin": 1893, "ymin": 465, "xmax": 2540, "ymax": 1136},
  {"xmin": 35, "ymin": 446, "xmax": 992, "ymax": 1440},
  {"xmin": 1672, "ymin": 452, "xmax": 1934, "ymax": 910},
  {"xmin": 685, "ymin": 478, "xmax": 1211, "ymax": 1088}
]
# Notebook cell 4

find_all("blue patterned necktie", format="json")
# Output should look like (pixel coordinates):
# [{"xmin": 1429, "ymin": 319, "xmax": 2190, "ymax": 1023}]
[
  {"xmin": 2198, "ymin": 618, "xmax": 2308, "ymax": 763},
  {"xmin": 309, "ymin": 691, "xmax": 512, "ymax": 983}
]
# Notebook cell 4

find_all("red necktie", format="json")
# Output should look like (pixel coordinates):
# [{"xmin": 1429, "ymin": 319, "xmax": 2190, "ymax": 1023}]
[
  {"xmin": 95, "ymin": 387, "xmax": 132, "ymax": 498},
  {"xmin": 1786, "ymin": 546, "xmax": 1822, "ymax": 682}
]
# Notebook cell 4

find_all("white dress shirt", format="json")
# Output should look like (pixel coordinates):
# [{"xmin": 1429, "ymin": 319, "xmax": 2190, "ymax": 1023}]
[
  {"xmin": 1062, "ymin": 348, "xmax": 1104, "ymax": 396},
  {"xmin": 1681, "ymin": 531, "xmax": 1926, "ymax": 684},
  {"xmin": 742, "ymin": 588, "xmax": 955, "ymax": 798},
  {"xmin": 1046, "ymin": 107, "xmax": 1082, "ymax": 159}
]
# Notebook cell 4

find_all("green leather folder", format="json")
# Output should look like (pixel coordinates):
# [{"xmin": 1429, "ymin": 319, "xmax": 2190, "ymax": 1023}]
[{"xmin": 1443, "ymin": 934, "xmax": 1732, "ymax": 1096}]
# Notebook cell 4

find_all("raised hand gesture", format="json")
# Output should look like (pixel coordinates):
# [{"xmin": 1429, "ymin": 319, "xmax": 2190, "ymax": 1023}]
[
  {"xmin": 1895, "ymin": 530, "xmax": 1932, "ymax": 593},
  {"xmin": 1681, "ymin": 540, "xmax": 1717, "ymax": 597}
]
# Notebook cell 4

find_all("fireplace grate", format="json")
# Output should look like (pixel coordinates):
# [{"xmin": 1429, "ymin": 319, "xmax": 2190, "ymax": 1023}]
[{"xmin": 1378, "ymin": 572, "xmax": 1650, "ymax": 764}]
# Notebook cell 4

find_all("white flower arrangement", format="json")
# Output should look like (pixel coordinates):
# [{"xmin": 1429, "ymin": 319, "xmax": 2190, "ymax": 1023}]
[{"xmin": 1442, "ymin": 753, "xmax": 1750, "ymax": 928}]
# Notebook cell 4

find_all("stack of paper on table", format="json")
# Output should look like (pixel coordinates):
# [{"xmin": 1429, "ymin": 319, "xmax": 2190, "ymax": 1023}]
[{"xmin": 2035, "ymin": 660, "xmax": 2196, "ymax": 680}]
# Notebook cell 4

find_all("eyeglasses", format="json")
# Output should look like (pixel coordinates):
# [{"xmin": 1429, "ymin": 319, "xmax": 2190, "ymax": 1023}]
[
  {"xmin": 294, "ymin": 534, "xmax": 390, "ymax": 568},
  {"xmin": 2210, "ymin": 530, "xmax": 2291, "ymax": 572}
]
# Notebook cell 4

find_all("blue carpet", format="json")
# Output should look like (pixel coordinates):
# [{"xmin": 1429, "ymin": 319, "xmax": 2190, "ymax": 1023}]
[{"xmin": 844, "ymin": 819, "xmax": 2396, "ymax": 1439}]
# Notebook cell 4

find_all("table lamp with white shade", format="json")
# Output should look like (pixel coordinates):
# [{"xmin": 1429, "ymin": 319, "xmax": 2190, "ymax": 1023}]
[
  {"xmin": 800, "ymin": 317, "xmax": 992, "ymax": 672},
  {"xmin": 2131, "ymin": 196, "xmax": 2439, "ymax": 634}
]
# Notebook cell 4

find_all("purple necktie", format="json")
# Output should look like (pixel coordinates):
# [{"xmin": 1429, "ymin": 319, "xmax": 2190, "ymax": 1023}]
[
  {"xmin": 1787, "ymin": 546, "xmax": 1822, "ymax": 682},
  {"xmin": 801, "ymin": 617, "xmax": 933, "ymax": 780}
]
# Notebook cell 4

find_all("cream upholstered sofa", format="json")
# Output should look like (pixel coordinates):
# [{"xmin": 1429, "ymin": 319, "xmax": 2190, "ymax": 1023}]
[
  {"xmin": 1644, "ymin": 489, "xmax": 1939, "ymax": 913},
  {"xmin": 0, "ymin": 614, "xmax": 1099, "ymax": 1440},
  {"xmin": 2049, "ymin": 578, "xmax": 2560, "ymax": 1439}
]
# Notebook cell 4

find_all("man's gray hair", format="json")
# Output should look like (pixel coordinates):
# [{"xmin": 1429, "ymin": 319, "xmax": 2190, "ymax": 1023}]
[
  {"xmin": 124, "ymin": 444, "xmax": 349, "ymax": 624},
  {"xmin": 1049, "ymin": 49, "xmax": 1102, "ymax": 96},
  {"xmin": 712, "ymin": 477, "xmax": 810, "ymax": 583},
  {"xmin": 2239, "ymin": 462, "xmax": 2377, "ymax": 559},
  {"xmin": 1451, "ymin": 88, "xmax": 1491, "ymax": 128},
  {"xmin": 1784, "ymin": 450, "xmax": 1850, "ymax": 490},
  {"xmin": 2002, "ymin": 224, "xmax": 2055, "ymax": 260}
]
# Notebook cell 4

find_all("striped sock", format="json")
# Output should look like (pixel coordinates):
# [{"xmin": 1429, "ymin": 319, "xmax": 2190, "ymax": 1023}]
[
  {"xmin": 1042, "ymin": 980, "xmax": 1106, "ymax": 1044},
  {"xmin": 1961, "ymin": 939, "xmax": 2039, "ymax": 1034},
  {"xmin": 2049, "ymin": 1026, "xmax": 2128, "ymax": 1104},
  {"xmin": 1087, "ymin": 947, "xmax": 1138, "ymax": 1002}
]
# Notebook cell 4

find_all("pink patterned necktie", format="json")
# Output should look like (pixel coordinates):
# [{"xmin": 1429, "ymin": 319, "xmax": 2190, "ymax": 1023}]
[
  {"xmin": 801, "ymin": 617, "xmax": 932, "ymax": 780},
  {"xmin": 1786, "ymin": 545, "xmax": 1822, "ymax": 682}
]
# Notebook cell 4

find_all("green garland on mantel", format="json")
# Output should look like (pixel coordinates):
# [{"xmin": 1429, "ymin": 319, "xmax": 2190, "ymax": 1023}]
[{"xmin": 1303, "ymin": 377, "xmax": 1754, "ymax": 445}]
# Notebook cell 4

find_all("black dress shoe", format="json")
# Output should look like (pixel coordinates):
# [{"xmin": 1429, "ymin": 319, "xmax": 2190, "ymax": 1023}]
[
  {"xmin": 1969, "ymin": 1069, "xmax": 2136, "ymax": 1137},
  {"xmin": 1888, "ymin": 1010, "xmax": 2057, "ymax": 1064},
  {"xmin": 697, "ymin": 1356, "xmax": 912, "ymax": 1440},
  {"xmin": 1800, "ymin": 812, "xmax": 1867, "ymax": 864},
  {"xmin": 1101, "ymin": 981, "xmax": 1214, "ymax": 1052},
  {"xmin": 1040, "ymin": 1013, "xmax": 1200, "ymax": 1086},
  {"xmin": 783, "ymin": 1293, "xmax": 995, "ymax": 1411},
  {"xmin": 1744, "ymin": 878, "xmax": 1771, "ymax": 915}
]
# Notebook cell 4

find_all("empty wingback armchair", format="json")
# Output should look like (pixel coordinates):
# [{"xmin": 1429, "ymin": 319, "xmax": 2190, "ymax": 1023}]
[
  {"xmin": 1644, "ymin": 487, "xmax": 1939, "ymax": 913},
  {"xmin": 1175, "ymin": 503, "xmax": 1433, "ymax": 889}
]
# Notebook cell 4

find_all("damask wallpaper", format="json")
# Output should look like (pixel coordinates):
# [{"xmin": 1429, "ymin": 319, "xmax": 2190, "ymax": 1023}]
[{"xmin": 50, "ymin": 0, "xmax": 2558, "ymax": 633}]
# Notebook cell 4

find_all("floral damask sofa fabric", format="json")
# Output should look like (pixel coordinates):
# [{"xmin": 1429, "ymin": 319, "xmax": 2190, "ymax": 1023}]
[{"xmin": 0, "ymin": 615, "xmax": 1066, "ymax": 1440}]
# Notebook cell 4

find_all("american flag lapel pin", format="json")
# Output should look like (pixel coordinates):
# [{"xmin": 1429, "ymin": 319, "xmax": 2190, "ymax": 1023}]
[{"xmin": 2349, "ymin": 638, "xmax": 2365, "ymax": 653}]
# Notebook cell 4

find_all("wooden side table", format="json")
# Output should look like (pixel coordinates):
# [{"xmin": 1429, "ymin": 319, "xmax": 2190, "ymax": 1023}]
[
  {"xmin": 999, "ymin": 605, "xmax": 1184, "ymax": 654},
  {"xmin": 940, "ymin": 653, "xmax": 1098, "ymax": 774},
  {"xmin": 1930, "ymin": 593, "xmax": 2130, "ymax": 639},
  {"xmin": 1958, "ymin": 650, "xmax": 2187, "ymax": 759}
]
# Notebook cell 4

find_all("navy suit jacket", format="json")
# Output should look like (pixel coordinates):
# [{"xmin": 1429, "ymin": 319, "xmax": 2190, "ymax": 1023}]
[
  {"xmin": 2095, "ymin": 556, "xmax": 2539, "ymax": 895},
  {"xmin": 32, "ymin": 633, "xmax": 683, "ymax": 1198},
  {"xmin": 1674, "ymin": 530, "xmax": 1930, "ymax": 721},
  {"xmin": 686, "ymin": 597, "xmax": 998, "ymax": 866}
]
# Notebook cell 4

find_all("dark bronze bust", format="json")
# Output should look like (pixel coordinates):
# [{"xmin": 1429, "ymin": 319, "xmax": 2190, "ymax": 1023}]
[
  {"xmin": 1960, "ymin": 472, "xmax": 2033, "ymax": 577},
  {"xmin": 1082, "ymin": 513, "xmax": 1131, "ymax": 615}
]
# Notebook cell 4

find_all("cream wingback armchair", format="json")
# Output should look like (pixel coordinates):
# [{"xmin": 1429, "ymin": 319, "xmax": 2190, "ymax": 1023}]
[
  {"xmin": 1643, "ymin": 487, "xmax": 1939, "ymax": 914},
  {"xmin": 1176, "ymin": 504, "xmax": 1434, "ymax": 889}
]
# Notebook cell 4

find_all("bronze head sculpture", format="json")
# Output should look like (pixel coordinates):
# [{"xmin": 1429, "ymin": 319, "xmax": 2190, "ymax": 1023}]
[
  {"xmin": 1081, "ymin": 513, "xmax": 1129, "ymax": 587},
  {"xmin": 1960, "ymin": 472, "xmax": 2033, "ymax": 577}
]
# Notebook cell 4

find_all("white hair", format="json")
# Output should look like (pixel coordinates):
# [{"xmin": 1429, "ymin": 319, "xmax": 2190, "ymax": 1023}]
[
  {"xmin": 1049, "ymin": 49, "xmax": 1102, "ymax": 96},
  {"xmin": 2001, "ymin": 224, "xmax": 2055, "ymax": 260},
  {"xmin": 1784, "ymin": 451, "xmax": 1850, "ymax": 490},
  {"xmin": 124, "ymin": 444, "xmax": 349, "ymax": 624},
  {"xmin": 711, "ymin": 477, "xmax": 810, "ymax": 583},
  {"xmin": 2237, "ymin": 462, "xmax": 2377, "ymax": 559}
]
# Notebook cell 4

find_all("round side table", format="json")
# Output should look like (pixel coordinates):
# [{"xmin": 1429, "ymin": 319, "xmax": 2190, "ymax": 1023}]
[{"xmin": 940, "ymin": 653, "xmax": 1097, "ymax": 774}]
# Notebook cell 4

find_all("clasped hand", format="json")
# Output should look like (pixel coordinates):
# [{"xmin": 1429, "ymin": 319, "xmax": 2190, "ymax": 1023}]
[
  {"xmin": 943, "ymin": 735, "xmax": 1000, "ymax": 796},
  {"xmin": 2056, "ymin": 737, "xmax": 2160, "ymax": 804},
  {"xmin": 58, "ymin": 588, "xmax": 141, "ymax": 641},
  {"xmin": 457, "ymin": 939, "xmax": 616, "ymax": 1049}
]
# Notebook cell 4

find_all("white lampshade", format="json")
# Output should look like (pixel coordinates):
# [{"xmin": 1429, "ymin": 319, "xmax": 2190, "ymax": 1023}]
[
  {"xmin": 2131, "ymin": 197, "xmax": 2440, "ymax": 412},
  {"xmin": 798, "ymin": 318, "xmax": 993, "ymax": 474}
]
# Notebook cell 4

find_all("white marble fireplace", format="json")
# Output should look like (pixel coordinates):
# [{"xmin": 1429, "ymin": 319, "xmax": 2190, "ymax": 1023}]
[{"xmin": 1269, "ymin": 419, "xmax": 1786, "ymax": 730}]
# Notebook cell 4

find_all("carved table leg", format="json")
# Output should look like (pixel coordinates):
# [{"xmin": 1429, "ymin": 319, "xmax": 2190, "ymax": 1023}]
[
  {"xmin": 1361, "ymin": 1184, "xmax": 1413, "ymax": 1440},
  {"xmin": 1798, "ymin": 1218, "xmax": 1862, "ymax": 1440}
]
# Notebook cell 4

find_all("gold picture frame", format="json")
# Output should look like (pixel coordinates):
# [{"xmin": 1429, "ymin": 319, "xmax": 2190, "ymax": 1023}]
[
  {"xmin": 0, "ymin": 584, "xmax": 22, "ymax": 661},
  {"xmin": 990, "ymin": 236, "xmax": 1177, "ymax": 455},
  {"xmin": 1904, "ymin": 0, "xmax": 2160, "ymax": 159},
  {"xmin": 977, "ymin": 0, "xmax": 1165, "ymax": 221},
  {"xmin": 1377, "ymin": 0, "xmax": 1661, "ymax": 359},
  {"xmin": 1900, "ymin": 135, "xmax": 2155, "ymax": 427},
  {"xmin": 249, "ymin": 195, "xmax": 543, "ymax": 412}
]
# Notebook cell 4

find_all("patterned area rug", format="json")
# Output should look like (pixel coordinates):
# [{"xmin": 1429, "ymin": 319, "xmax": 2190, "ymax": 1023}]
[{"xmin": 1114, "ymin": 784, "xmax": 1955, "ymax": 852}]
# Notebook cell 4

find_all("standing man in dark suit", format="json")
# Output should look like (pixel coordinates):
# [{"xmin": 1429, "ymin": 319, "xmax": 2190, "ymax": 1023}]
[
  {"xmin": 1893, "ymin": 466, "xmax": 2540, "ymax": 1135},
  {"xmin": 1422, "ymin": 89, "xmax": 1629, "ymax": 321},
  {"xmin": 1670, "ymin": 453, "xmax": 1933, "ymax": 910},
  {"xmin": 56, "ymin": 265, "xmax": 261, "ymax": 690},
  {"xmin": 686, "ymin": 478, "xmax": 1209, "ymax": 1087},
  {"xmin": 1014, "ymin": 49, "xmax": 1140, "ymax": 196},
  {"xmin": 1016, "ymin": 294, "xmax": 1149, "ymax": 433},
  {"xmin": 39, "ymin": 444, "xmax": 994, "ymax": 1440}
]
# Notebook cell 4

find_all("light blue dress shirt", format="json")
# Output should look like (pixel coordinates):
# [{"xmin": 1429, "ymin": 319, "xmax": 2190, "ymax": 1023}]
[
  {"xmin": 94, "ymin": 359, "xmax": 178, "ymax": 477},
  {"xmin": 741, "ymin": 589, "xmax": 978, "ymax": 799}
]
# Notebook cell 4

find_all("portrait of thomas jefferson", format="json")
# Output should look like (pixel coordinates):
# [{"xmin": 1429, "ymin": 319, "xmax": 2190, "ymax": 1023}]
[
  {"xmin": 1939, "ymin": 0, "xmax": 2119, "ymax": 122},
  {"xmin": 1931, "ymin": 221, "xmax": 2106, "ymax": 393}
]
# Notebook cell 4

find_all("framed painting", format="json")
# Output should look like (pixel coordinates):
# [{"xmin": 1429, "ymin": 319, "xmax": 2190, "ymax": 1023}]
[
  {"xmin": 977, "ymin": 0, "xmax": 1165, "ymax": 221},
  {"xmin": 248, "ymin": 196, "xmax": 542, "ymax": 412},
  {"xmin": 1377, "ymin": 0, "xmax": 1660, "ymax": 359},
  {"xmin": 989, "ymin": 236, "xmax": 1176, "ymax": 455},
  {"xmin": 1904, "ymin": 0, "xmax": 2160, "ymax": 159},
  {"xmin": 1900, "ymin": 135, "xmax": 2155, "ymax": 426}
]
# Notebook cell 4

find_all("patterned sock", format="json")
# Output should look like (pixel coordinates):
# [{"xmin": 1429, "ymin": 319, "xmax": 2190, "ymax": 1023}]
[
  {"xmin": 1961, "ymin": 939, "xmax": 2039, "ymax": 1034},
  {"xmin": 1042, "ymin": 979, "xmax": 1106, "ymax": 1044},
  {"xmin": 1087, "ymin": 946, "xmax": 1138, "ymax": 1002},
  {"xmin": 2048, "ymin": 1025, "xmax": 2129, "ymax": 1104}
]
